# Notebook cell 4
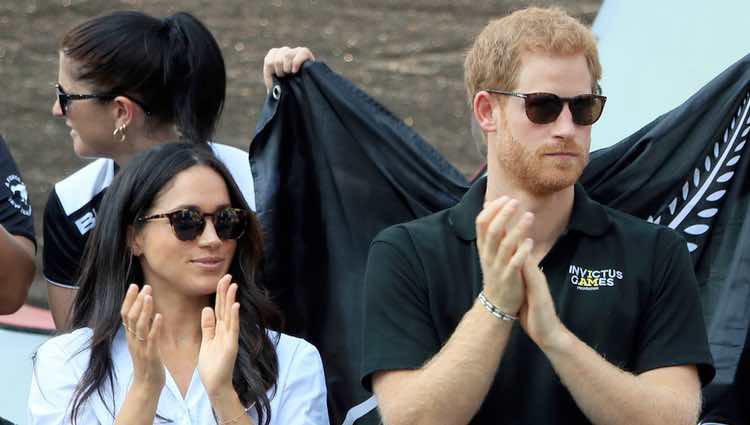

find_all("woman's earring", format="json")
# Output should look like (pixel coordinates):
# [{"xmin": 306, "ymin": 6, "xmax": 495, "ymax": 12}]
[{"xmin": 113, "ymin": 124, "xmax": 127, "ymax": 143}]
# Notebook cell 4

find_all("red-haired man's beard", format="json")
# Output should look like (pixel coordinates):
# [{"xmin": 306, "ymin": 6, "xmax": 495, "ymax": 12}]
[{"xmin": 497, "ymin": 134, "xmax": 588, "ymax": 196}]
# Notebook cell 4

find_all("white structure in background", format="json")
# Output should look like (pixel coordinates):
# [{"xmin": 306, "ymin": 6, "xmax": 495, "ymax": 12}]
[
  {"xmin": 591, "ymin": 0, "xmax": 750, "ymax": 151},
  {"xmin": 1, "ymin": 328, "xmax": 49, "ymax": 424}
]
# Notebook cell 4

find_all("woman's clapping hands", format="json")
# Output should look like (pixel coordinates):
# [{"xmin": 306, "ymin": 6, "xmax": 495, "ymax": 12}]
[{"xmin": 119, "ymin": 274, "xmax": 242, "ymax": 396}]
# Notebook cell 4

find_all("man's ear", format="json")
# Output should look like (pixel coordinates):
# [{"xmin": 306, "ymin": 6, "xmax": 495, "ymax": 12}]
[
  {"xmin": 473, "ymin": 91, "xmax": 498, "ymax": 134},
  {"xmin": 127, "ymin": 225, "xmax": 142, "ymax": 256}
]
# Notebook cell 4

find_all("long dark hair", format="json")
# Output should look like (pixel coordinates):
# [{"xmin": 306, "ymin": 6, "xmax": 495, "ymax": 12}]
[
  {"xmin": 69, "ymin": 143, "xmax": 280, "ymax": 424},
  {"xmin": 61, "ymin": 11, "xmax": 225, "ymax": 143}
]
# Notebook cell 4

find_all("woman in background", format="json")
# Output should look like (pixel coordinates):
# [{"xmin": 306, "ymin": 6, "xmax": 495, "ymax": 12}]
[{"xmin": 43, "ymin": 10, "xmax": 312, "ymax": 329}]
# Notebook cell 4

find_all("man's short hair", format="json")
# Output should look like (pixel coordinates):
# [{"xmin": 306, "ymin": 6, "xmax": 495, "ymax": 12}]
[{"xmin": 464, "ymin": 7, "xmax": 602, "ymax": 107}]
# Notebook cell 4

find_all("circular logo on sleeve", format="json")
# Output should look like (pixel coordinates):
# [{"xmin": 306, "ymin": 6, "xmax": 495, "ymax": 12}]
[{"xmin": 5, "ymin": 174, "xmax": 31, "ymax": 216}]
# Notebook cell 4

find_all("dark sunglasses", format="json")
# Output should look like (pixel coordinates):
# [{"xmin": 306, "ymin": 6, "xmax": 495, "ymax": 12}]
[
  {"xmin": 485, "ymin": 90, "xmax": 607, "ymax": 126},
  {"xmin": 55, "ymin": 84, "xmax": 150, "ymax": 116},
  {"xmin": 136, "ymin": 207, "xmax": 251, "ymax": 241}
]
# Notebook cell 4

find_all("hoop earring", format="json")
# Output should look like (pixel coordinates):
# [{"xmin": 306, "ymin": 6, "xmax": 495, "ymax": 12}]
[{"xmin": 113, "ymin": 125, "xmax": 127, "ymax": 143}]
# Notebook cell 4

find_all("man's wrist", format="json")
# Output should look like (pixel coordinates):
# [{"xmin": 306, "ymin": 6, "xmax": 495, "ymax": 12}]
[
  {"xmin": 537, "ymin": 323, "xmax": 574, "ymax": 354},
  {"xmin": 477, "ymin": 291, "xmax": 518, "ymax": 321}
]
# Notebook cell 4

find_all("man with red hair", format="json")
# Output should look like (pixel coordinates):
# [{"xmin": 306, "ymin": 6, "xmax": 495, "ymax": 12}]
[{"xmin": 361, "ymin": 7, "xmax": 714, "ymax": 425}]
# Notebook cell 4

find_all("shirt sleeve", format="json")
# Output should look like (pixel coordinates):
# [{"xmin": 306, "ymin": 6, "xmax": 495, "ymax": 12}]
[
  {"xmin": 27, "ymin": 336, "xmax": 98, "ymax": 425},
  {"xmin": 210, "ymin": 143, "xmax": 256, "ymax": 211},
  {"xmin": 635, "ymin": 229, "xmax": 715, "ymax": 385},
  {"xmin": 360, "ymin": 225, "xmax": 441, "ymax": 392},
  {"xmin": 0, "ymin": 135, "xmax": 35, "ymax": 244},
  {"xmin": 272, "ymin": 338, "xmax": 329, "ymax": 425},
  {"xmin": 42, "ymin": 188, "xmax": 85, "ymax": 288}
]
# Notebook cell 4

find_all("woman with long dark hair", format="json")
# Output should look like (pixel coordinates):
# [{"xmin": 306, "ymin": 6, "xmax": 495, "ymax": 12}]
[
  {"xmin": 29, "ymin": 143, "xmax": 328, "ymax": 424},
  {"xmin": 42, "ymin": 10, "xmax": 313, "ymax": 329}
]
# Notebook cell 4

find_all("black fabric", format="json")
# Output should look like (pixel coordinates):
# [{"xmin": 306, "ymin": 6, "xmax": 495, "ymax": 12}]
[
  {"xmin": 361, "ymin": 178, "xmax": 713, "ymax": 424},
  {"xmin": 249, "ymin": 61, "xmax": 468, "ymax": 425},
  {"xmin": 42, "ymin": 187, "xmax": 101, "ymax": 287},
  {"xmin": 581, "ymin": 53, "xmax": 750, "ymax": 423},
  {"xmin": 0, "ymin": 135, "xmax": 34, "ymax": 244},
  {"xmin": 249, "ymin": 55, "xmax": 750, "ymax": 424},
  {"xmin": 700, "ymin": 203, "xmax": 750, "ymax": 425}
]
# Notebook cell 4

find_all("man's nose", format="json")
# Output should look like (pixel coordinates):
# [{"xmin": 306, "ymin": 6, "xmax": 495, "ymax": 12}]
[{"xmin": 551, "ymin": 102, "xmax": 577, "ymax": 138}]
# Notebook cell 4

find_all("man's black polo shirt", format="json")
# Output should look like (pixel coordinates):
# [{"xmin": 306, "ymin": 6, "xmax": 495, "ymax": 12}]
[{"xmin": 362, "ymin": 177, "xmax": 715, "ymax": 424}]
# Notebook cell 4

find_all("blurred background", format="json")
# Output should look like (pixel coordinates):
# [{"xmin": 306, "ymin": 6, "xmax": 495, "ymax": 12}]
[{"xmin": 0, "ymin": 0, "xmax": 600, "ymax": 307}]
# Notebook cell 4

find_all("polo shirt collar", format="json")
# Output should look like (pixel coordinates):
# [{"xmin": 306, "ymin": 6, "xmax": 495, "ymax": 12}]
[
  {"xmin": 567, "ymin": 183, "xmax": 611, "ymax": 237},
  {"xmin": 448, "ymin": 177, "xmax": 611, "ymax": 241},
  {"xmin": 448, "ymin": 176, "xmax": 488, "ymax": 241}
]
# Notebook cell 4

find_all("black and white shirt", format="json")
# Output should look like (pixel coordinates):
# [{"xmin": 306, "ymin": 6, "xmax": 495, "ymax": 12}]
[
  {"xmin": 43, "ymin": 143, "xmax": 255, "ymax": 288},
  {"xmin": 0, "ymin": 135, "xmax": 34, "ymax": 244}
]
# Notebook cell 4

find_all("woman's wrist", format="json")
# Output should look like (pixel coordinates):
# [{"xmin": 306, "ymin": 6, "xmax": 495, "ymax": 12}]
[
  {"xmin": 209, "ymin": 387, "xmax": 253, "ymax": 424},
  {"xmin": 116, "ymin": 380, "xmax": 162, "ymax": 423},
  {"xmin": 207, "ymin": 382, "xmax": 238, "ymax": 402},
  {"xmin": 130, "ymin": 378, "xmax": 164, "ymax": 397}
]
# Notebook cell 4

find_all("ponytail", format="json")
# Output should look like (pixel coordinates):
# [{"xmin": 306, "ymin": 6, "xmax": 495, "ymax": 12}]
[{"xmin": 162, "ymin": 13, "xmax": 226, "ymax": 142}]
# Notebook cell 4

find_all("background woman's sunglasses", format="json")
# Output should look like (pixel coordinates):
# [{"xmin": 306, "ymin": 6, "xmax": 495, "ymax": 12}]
[
  {"xmin": 55, "ymin": 84, "xmax": 114, "ymax": 116},
  {"xmin": 137, "ymin": 207, "xmax": 251, "ymax": 241},
  {"xmin": 55, "ymin": 83, "xmax": 150, "ymax": 116},
  {"xmin": 485, "ymin": 90, "xmax": 607, "ymax": 126}
]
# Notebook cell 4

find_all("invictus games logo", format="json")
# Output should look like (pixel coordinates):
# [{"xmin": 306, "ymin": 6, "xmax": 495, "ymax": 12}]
[
  {"xmin": 568, "ymin": 264, "xmax": 623, "ymax": 291},
  {"xmin": 5, "ymin": 174, "xmax": 31, "ymax": 216}
]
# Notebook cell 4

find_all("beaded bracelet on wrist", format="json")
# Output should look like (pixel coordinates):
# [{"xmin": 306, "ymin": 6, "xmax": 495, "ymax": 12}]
[{"xmin": 477, "ymin": 291, "xmax": 518, "ymax": 321}]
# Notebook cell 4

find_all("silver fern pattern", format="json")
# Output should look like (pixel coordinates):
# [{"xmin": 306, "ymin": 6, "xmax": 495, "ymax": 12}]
[{"xmin": 647, "ymin": 92, "xmax": 750, "ymax": 254}]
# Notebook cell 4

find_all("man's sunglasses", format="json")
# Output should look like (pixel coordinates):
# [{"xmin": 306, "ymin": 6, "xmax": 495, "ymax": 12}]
[
  {"xmin": 485, "ymin": 90, "xmax": 607, "ymax": 126},
  {"xmin": 136, "ymin": 207, "xmax": 251, "ymax": 241},
  {"xmin": 55, "ymin": 84, "xmax": 150, "ymax": 116}
]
